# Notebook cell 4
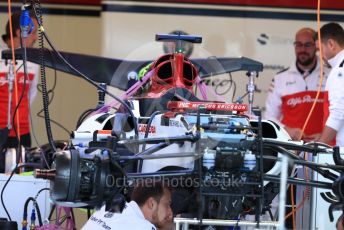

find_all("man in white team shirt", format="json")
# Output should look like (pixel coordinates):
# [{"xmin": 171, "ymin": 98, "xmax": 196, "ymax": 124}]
[
  {"xmin": 265, "ymin": 27, "xmax": 329, "ymax": 141},
  {"xmin": 0, "ymin": 10, "xmax": 39, "ymax": 172},
  {"xmin": 318, "ymin": 22, "xmax": 344, "ymax": 146},
  {"xmin": 264, "ymin": 27, "xmax": 330, "ymax": 229},
  {"xmin": 82, "ymin": 180, "xmax": 173, "ymax": 230}
]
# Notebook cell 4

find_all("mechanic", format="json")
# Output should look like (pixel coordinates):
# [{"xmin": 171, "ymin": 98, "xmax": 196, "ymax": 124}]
[
  {"xmin": 0, "ymin": 10, "xmax": 39, "ymax": 173},
  {"xmin": 318, "ymin": 22, "xmax": 344, "ymax": 146},
  {"xmin": 264, "ymin": 27, "xmax": 330, "ymax": 229},
  {"xmin": 265, "ymin": 27, "xmax": 329, "ymax": 141},
  {"xmin": 82, "ymin": 179, "xmax": 173, "ymax": 230}
]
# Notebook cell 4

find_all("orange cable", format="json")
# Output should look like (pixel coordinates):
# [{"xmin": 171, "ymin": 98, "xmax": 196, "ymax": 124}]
[
  {"xmin": 285, "ymin": 158, "xmax": 309, "ymax": 220},
  {"xmin": 299, "ymin": 0, "xmax": 324, "ymax": 140},
  {"xmin": 7, "ymin": 0, "xmax": 21, "ymax": 141},
  {"xmin": 285, "ymin": 0, "xmax": 323, "ymax": 224},
  {"xmin": 291, "ymin": 184, "xmax": 296, "ymax": 229}
]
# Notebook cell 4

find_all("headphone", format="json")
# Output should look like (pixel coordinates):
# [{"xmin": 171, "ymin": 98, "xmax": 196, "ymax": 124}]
[{"xmin": 20, "ymin": 4, "xmax": 34, "ymax": 38}]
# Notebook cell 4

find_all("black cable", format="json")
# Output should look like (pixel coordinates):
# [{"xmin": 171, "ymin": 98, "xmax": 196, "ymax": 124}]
[
  {"xmin": 195, "ymin": 56, "xmax": 237, "ymax": 103},
  {"xmin": 34, "ymin": 0, "xmax": 57, "ymax": 153},
  {"xmin": 28, "ymin": 118, "xmax": 51, "ymax": 169},
  {"xmin": 229, "ymin": 73, "xmax": 237, "ymax": 102},
  {"xmin": 27, "ymin": 56, "xmax": 51, "ymax": 169},
  {"xmin": 23, "ymin": 197, "xmax": 36, "ymax": 221},
  {"xmin": 15, "ymin": 63, "xmax": 24, "ymax": 72},
  {"xmin": 0, "ymin": 165, "xmax": 16, "ymax": 220},
  {"xmin": 35, "ymin": 187, "xmax": 50, "ymax": 199},
  {"xmin": 23, "ymin": 196, "xmax": 43, "ymax": 226},
  {"xmin": 0, "ymin": 162, "xmax": 40, "ymax": 222},
  {"xmin": 234, "ymin": 214, "xmax": 241, "ymax": 230},
  {"xmin": 214, "ymin": 75, "xmax": 235, "ymax": 97},
  {"xmin": 35, "ymin": 48, "xmax": 70, "ymax": 135},
  {"xmin": 31, "ymin": 4, "xmax": 139, "ymax": 138},
  {"xmin": 87, "ymin": 208, "xmax": 91, "ymax": 219},
  {"xmin": 268, "ymin": 208, "xmax": 274, "ymax": 221},
  {"xmin": 76, "ymin": 82, "xmax": 115, "ymax": 129},
  {"xmin": 0, "ymin": 27, "xmax": 31, "ymax": 221},
  {"xmin": 12, "ymin": 33, "xmax": 28, "ymax": 166},
  {"xmin": 36, "ymin": 88, "xmax": 70, "ymax": 135},
  {"xmin": 26, "ymin": 2, "xmax": 59, "ymax": 170},
  {"xmin": 48, "ymin": 204, "xmax": 55, "ymax": 221},
  {"xmin": 142, "ymin": 111, "xmax": 161, "ymax": 151},
  {"xmin": 34, "ymin": 200, "xmax": 43, "ymax": 226},
  {"xmin": 105, "ymin": 153, "xmax": 129, "ymax": 212},
  {"xmin": 76, "ymin": 108, "xmax": 98, "ymax": 129}
]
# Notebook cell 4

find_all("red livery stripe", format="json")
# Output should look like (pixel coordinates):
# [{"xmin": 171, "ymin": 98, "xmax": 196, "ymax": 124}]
[
  {"xmin": 28, "ymin": 0, "xmax": 100, "ymax": 5},
  {"xmin": 149, "ymin": 0, "xmax": 344, "ymax": 10}
]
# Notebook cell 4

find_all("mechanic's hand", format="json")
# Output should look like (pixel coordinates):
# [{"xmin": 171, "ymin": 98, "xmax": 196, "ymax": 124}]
[
  {"xmin": 302, "ymin": 133, "xmax": 321, "ymax": 142},
  {"xmin": 284, "ymin": 126, "xmax": 303, "ymax": 140}
]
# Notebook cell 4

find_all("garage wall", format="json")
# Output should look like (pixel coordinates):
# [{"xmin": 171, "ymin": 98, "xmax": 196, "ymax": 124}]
[
  {"xmin": 101, "ymin": 0, "xmax": 344, "ymax": 112},
  {"xmin": 0, "ymin": 2, "xmax": 101, "ymax": 144},
  {"xmin": 0, "ymin": 0, "xmax": 344, "ymax": 228},
  {"xmin": 0, "ymin": 0, "xmax": 343, "ymax": 145}
]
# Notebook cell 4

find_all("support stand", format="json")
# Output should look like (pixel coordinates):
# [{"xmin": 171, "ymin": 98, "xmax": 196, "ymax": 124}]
[
  {"xmin": 174, "ymin": 218, "xmax": 280, "ymax": 230},
  {"xmin": 246, "ymin": 71, "xmax": 258, "ymax": 116},
  {"xmin": 36, "ymin": 206, "xmax": 76, "ymax": 230},
  {"xmin": 234, "ymin": 71, "xmax": 258, "ymax": 116},
  {"xmin": 6, "ymin": 61, "xmax": 15, "ymax": 131},
  {"xmin": 278, "ymin": 155, "xmax": 289, "ymax": 230}
]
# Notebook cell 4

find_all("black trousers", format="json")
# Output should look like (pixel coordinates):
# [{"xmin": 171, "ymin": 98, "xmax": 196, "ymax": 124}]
[{"xmin": 0, "ymin": 133, "xmax": 31, "ymax": 173}]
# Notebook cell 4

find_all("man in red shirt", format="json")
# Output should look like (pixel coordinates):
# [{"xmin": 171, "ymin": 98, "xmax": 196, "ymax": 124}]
[
  {"xmin": 264, "ymin": 27, "xmax": 330, "ymax": 229},
  {"xmin": 0, "ymin": 10, "xmax": 39, "ymax": 173},
  {"xmin": 265, "ymin": 27, "xmax": 329, "ymax": 141}
]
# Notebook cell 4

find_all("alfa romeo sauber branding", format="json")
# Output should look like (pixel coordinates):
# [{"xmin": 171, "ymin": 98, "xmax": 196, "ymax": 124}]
[
  {"xmin": 138, "ymin": 124, "xmax": 156, "ymax": 134},
  {"xmin": 167, "ymin": 101, "xmax": 248, "ymax": 112},
  {"xmin": 0, "ymin": 73, "xmax": 34, "ymax": 86},
  {"xmin": 287, "ymin": 95, "xmax": 324, "ymax": 107}
]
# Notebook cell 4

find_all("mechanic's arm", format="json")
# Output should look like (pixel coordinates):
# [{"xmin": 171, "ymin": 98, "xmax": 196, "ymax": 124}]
[
  {"xmin": 284, "ymin": 126, "xmax": 303, "ymax": 141},
  {"xmin": 264, "ymin": 78, "xmax": 282, "ymax": 122},
  {"xmin": 319, "ymin": 69, "xmax": 344, "ymax": 144},
  {"xmin": 318, "ymin": 126, "xmax": 337, "ymax": 144}
]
